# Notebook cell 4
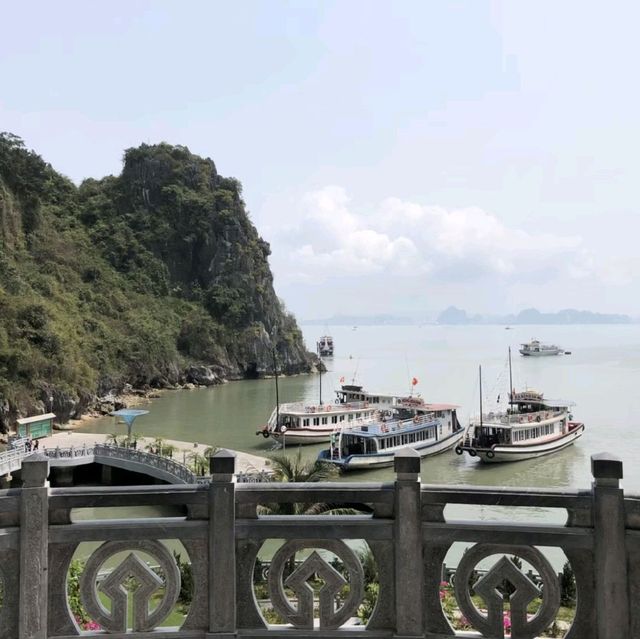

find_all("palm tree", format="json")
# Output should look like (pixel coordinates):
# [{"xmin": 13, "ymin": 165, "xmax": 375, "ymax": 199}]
[
  {"xmin": 204, "ymin": 446, "xmax": 219, "ymax": 459},
  {"xmin": 260, "ymin": 449, "xmax": 364, "ymax": 577},
  {"xmin": 188, "ymin": 451, "xmax": 209, "ymax": 476},
  {"xmin": 145, "ymin": 437, "xmax": 166, "ymax": 456},
  {"xmin": 106, "ymin": 433, "xmax": 120, "ymax": 446},
  {"xmin": 258, "ymin": 449, "xmax": 360, "ymax": 516}
]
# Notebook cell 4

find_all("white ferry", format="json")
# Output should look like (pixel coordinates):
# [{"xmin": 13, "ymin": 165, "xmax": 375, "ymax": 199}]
[
  {"xmin": 318, "ymin": 399, "xmax": 463, "ymax": 470},
  {"xmin": 519, "ymin": 339, "xmax": 563, "ymax": 356},
  {"xmin": 257, "ymin": 384, "xmax": 425, "ymax": 446},
  {"xmin": 457, "ymin": 389, "xmax": 584, "ymax": 463},
  {"xmin": 318, "ymin": 335, "xmax": 334, "ymax": 356},
  {"xmin": 258, "ymin": 399, "xmax": 379, "ymax": 445}
]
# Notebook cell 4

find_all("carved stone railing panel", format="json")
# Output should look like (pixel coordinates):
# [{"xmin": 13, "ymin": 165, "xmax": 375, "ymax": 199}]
[
  {"xmin": 2, "ymin": 450, "xmax": 634, "ymax": 638},
  {"xmin": 49, "ymin": 542, "xmax": 80, "ymax": 636},
  {"xmin": 266, "ymin": 539, "xmax": 364, "ymax": 629},
  {"xmin": 563, "ymin": 547, "xmax": 595, "ymax": 639},
  {"xmin": 452, "ymin": 544, "xmax": 560, "ymax": 639},
  {"xmin": 0, "ymin": 551, "xmax": 19, "ymax": 639},
  {"xmin": 240, "ymin": 539, "xmax": 267, "ymax": 630},
  {"xmin": 179, "ymin": 538, "xmax": 208, "ymax": 631},
  {"xmin": 79, "ymin": 540, "xmax": 180, "ymax": 633},
  {"xmin": 363, "ymin": 540, "xmax": 393, "ymax": 631}
]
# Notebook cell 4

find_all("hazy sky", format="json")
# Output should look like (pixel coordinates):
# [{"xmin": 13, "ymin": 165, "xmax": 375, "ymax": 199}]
[{"xmin": 2, "ymin": 1, "xmax": 639, "ymax": 319}]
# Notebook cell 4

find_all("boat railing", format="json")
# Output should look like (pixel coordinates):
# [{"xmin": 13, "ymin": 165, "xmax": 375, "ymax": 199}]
[
  {"xmin": 477, "ymin": 410, "xmax": 566, "ymax": 425},
  {"xmin": 3, "ymin": 450, "xmax": 633, "ymax": 638},
  {"xmin": 278, "ymin": 400, "xmax": 372, "ymax": 414}
]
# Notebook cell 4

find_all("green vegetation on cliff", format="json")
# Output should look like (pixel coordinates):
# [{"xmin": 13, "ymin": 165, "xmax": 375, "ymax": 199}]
[{"xmin": 0, "ymin": 133, "xmax": 314, "ymax": 429}]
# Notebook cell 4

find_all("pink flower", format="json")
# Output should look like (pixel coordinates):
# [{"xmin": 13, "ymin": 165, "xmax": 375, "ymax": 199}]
[{"xmin": 503, "ymin": 613, "xmax": 512, "ymax": 630}]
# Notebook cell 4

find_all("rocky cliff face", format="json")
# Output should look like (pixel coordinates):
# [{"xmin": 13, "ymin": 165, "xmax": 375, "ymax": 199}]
[{"xmin": 0, "ymin": 134, "xmax": 317, "ymax": 431}]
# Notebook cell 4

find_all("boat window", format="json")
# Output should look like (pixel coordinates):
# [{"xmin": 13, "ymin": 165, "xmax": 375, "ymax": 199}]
[
  {"xmin": 313, "ymin": 418, "xmax": 320, "ymax": 426},
  {"xmin": 339, "ymin": 415, "xmax": 345, "ymax": 422},
  {"xmin": 331, "ymin": 416, "xmax": 338, "ymax": 424},
  {"xmin": 439, "ymin": 424, "xmax": 443, "ymax": 436},
  {"xmin": 348, "ymin": 414, "xmax": 354, "ymax": 421},
  {"xmin": 322, "ymin": 417, "xmax": 328, "ymax": 425},
  {"xmin": 303, "ymin": 419, "xmax": 309, "ymax": 427}
]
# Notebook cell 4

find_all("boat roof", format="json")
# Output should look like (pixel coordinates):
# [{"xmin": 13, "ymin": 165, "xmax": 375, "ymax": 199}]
[
  {"xmin": 414, "ymin": 402, "xmax": 459, "ymax": 411},
  {"xmin": 342, "ymin": 417, "xmax": 439, "ymax": 438}
]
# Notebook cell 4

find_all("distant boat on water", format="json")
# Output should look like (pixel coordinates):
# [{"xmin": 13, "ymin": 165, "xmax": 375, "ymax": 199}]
[
  {"xmin": 317, "ymin": 335, "xmax": 334, "ymax": 356},
  {"xmin": 519, "ymin": 339, "xmax": 563, "ymax": 356}
]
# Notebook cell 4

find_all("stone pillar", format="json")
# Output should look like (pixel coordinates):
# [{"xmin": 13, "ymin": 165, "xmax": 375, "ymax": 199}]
[
  {"xmin": 592, "ymin": 452, "xmax": 630, "ymax": 639},
  {"xmin": 394, "ymin": 449, "xmax": 423, "ymax": 638},
  {"xmin": 207, "ymin": 449, "xmax": 236, "ymax": 637},
  {"xmin": 19, "ymin": 453, "xmax": 50, "ymax": 639}
]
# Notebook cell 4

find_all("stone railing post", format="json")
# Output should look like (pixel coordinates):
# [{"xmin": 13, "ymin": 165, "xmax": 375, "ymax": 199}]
[
  {"xmin": 207, "ymin": 449, "xmax": 236, "ymax": 637},
  {"xmin": 592, "ymin": 452, "xmax": 629, "ymax": 639},
  {"xmin": 394, "ymin": 449, "xmax": 423, "ymax": 638},
  {"xmin": 19, "ymin": 453, "xmax": 50, "ymax": 639}
]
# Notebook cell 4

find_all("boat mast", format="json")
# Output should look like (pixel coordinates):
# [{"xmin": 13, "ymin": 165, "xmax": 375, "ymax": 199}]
[
  {"xmin": 317, "ymin": 342, "xmax": 323, "ymax": 405},
  {"xmin": 273, "ymin": 348, "xmax": 280, "ymax": 428},
  {"xmin": 508, "ymin": 346, "xmax": 513, "ymax": 406},
  {"xmin": 479, "ymin": 365, "xmax": 483, "ymax": 428}
]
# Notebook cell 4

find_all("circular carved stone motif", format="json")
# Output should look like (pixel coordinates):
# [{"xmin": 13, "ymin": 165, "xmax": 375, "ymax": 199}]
[
  {"xmin": 453, "ymin": 544, "xmax": 561, "ymax": 639},
  {"xmin": 267, "ymin": 539, "xmax": 364, "ymax": 629},
  {"xmin": 79, "ymin": 540, "xmax": 180, "ymax": 632}
]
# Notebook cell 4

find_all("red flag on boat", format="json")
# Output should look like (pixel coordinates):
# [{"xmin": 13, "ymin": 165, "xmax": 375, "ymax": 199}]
[
  {"xmin": 412, "ymin": 377, "xmax": 419, "ymax": 386},
  {"xmin": 339, "ymin": 376, "xmax": 345, "ymax": 383}
]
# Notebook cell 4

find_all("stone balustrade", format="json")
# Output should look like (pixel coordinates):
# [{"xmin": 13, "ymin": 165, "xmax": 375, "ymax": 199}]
[{"xmin": 0, "ymin": 449, "xmax": 635, "ymax": 638}]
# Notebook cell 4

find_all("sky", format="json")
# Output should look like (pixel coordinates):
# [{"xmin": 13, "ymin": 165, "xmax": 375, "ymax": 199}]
[{"xmin": 1, "ymin": 1, "xmax": 639, "ymax": 320}]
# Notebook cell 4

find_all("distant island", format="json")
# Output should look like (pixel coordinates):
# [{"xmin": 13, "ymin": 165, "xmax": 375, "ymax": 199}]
[
  {"xmin": 301, "ymin": 314, "xmax": 415, "ymax": 326},
  {"xmin": 436, "ymin": 306, "xmax": 634, "ymax": 325},
  {"xmin": 304, "ymin": 308, "xmax": 636, "ymax": 326}
]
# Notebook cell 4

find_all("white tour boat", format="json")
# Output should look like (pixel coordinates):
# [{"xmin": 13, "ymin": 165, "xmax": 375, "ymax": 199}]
[
  {"xmin": 457, "ymin": 353, "xmax": 584, "ymax": 462},
  {"xmin": 317, "ymin": 335, "xmax": 334, "ymax": 356},
  {"xmin": 318, "ymin": 398, "xmax": 463, "ymax": 470},
  {"xmin": 519, "ymin": 339, "xmax": 564, "ymax": 356},
  {"xmin": 258, "ymin": 399, "xmax": 379, "ymax": 445}
]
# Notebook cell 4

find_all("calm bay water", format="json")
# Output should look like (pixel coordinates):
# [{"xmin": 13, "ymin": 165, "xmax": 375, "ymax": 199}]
[{"xmin": 78, "ymin": 323, "xmax": 640, "ymax": 492}]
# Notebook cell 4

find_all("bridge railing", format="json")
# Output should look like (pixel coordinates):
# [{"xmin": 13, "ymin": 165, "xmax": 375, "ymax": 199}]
[{"xmin": 0, "ymin": 450, "xmax": 632, "ymax": 638}]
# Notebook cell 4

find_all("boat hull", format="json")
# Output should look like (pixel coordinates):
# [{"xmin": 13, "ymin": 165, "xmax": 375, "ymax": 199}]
[
  {"xmin": 467, "ymin": 423, "xmax": 584, "ymax": 463},
  {"xmin": 519, "ymin": 349, "xmax": 562, "ymax": 356},
  {"xmin": 271, "ymin": 428, "xmax": 334, "ymax": 445},
  {"xmin": 321, "ymin": 430, "xmax": 463, "ymax": 471}
]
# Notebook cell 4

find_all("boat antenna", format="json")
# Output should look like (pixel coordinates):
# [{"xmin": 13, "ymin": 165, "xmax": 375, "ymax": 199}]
[
  {"xmin": 351, "ymin": 358, "xmax": 360, "ymax": 385},
  {"xmin": 318, "ymin": 342, "xmax": 323, "ymax": 405},
  {"xmin": 479, "ymin": 365, "xmax": 483, "ymax": 428},
  {"xmin": 508, "ymin": 346, "xmax": 513, "ymax": 406}
]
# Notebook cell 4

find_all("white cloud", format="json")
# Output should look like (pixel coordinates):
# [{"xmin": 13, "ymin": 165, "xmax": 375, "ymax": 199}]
[{"xmin": 272, "ymin": 186, "xmax": 592, "ymax": 285}]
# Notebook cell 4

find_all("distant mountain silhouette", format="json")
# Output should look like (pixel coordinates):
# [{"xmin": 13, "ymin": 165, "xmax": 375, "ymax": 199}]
[{"xmin": 437, "ymin": 306, "xmax": 633, "ymax": 325}]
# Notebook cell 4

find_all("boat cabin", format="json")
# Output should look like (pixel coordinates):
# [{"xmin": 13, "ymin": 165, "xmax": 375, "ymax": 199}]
[
  {"xmin": 334, "ymin": 416, "xmax": 440, "ymax": 457},
  {"xmin": 335, "ymin": 385, "xmax": 396, "ymax": 407},
  {"xmin": 269, "ymin": 401, "xmax": 378, "ymax": 432}
]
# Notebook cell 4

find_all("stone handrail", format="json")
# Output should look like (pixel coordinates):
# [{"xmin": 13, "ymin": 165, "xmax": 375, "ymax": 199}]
[{"xmin": 0, "ymin": 450, "xmax": 632, "ymax": 638}]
